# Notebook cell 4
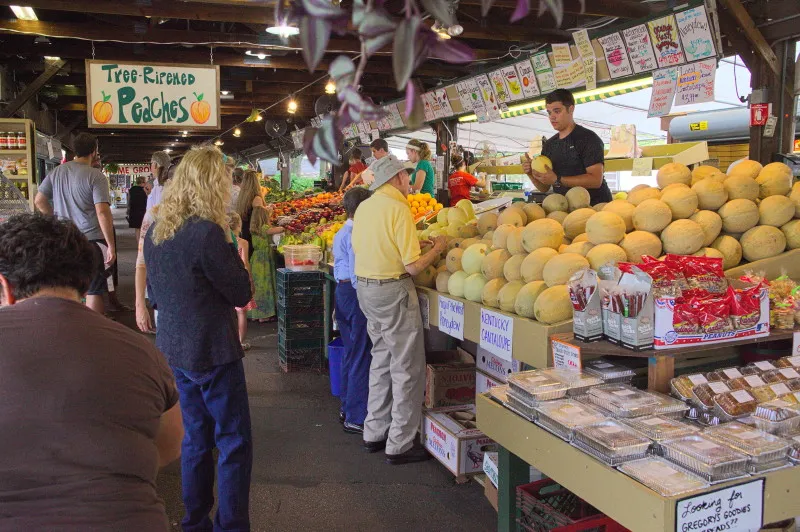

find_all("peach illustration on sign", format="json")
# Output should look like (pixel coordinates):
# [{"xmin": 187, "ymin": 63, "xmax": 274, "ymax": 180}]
[
  {"xmin": 191, "ymin": 92, "xmax": 211, "ymax": 124},
  {"xmin": 93, "ymin": 91, "xmax": 113, "ymax": 124}
]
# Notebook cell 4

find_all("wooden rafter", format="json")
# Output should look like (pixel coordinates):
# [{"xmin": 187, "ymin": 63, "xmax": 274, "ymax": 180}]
[
  {"xmin": 0, "ymin": 58, "xmax": 65, "ymax": 117},
  {"xmin": 717, "ymin": 0, "xmax": 780, "ymax": 77}
]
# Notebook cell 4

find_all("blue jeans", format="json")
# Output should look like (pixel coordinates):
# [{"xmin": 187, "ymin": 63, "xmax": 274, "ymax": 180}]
[
  {"xmin": 172, "ymin": 360, "xmax": 252, "ymax": 532},
  {"xmin": 334, "ymin": 281, "xmax": 373, "ymax": 425}
]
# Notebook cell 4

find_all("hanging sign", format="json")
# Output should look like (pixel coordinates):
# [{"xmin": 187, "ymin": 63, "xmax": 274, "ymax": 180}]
[
  {"xmin": 582, "ymin": 58, "xmax": 597, "ymax": 90},
  {"xmin": 291, "ymin": 130, "xmax": 304, "ymax": 149},
  {"xmin": 647, "ymin": 15, "xmax": 686, "ymax": 67},
  {"xmin": 422, "ymin": 92, "xmax": 436, "ymax": 121},
  {"xmin": 386, "ymin": 104, "xmax": 405, "ymax": 129},
  {"xmin": 438, "ymin": 295, "xmax": 465, "ymax": 340},
  {"xmin": 631, "ymin": 157, "xmax": 654, "ymax": 177},
  {"xmin": 456, "ymin": 82, "xmax": 474, "ymax": 112},
  {"xmin": 675, "ymin": 58, "xmax": 716, "ymax": 106},
  {"xmin": 531, "ymin": 53, "xmax": 557, "ymax": 93},
  {"xmin": 648, "ymin": 67, "xmax": 678, "ymax": 118},
  {"xmin": 554, "ymin": 58, "xmax": 586, "ymax": 89},
  {"xmin": 501, "ymin": 66, "xmax": 525, "ymax": 101},
  {"xmin": 515, "ymin": 60, "xmax": 541, "ymax": 99},
  {"xmin": 623, "ymin": 24, "xmax": 659, "ymax": 73},
  {"xmin": 435, "ymin": 87, "xmax": 455, "ymax": 117},
  {"xmin": 489, "ymin": 70, "xmax": 511, "ymax": 109},
  {"xmin": 598, "ymin": 32, "xmax": 634, "ymax": 79},
  {"xmin": 480, "ymin": 308, "xmax": 513, "ymax": 361},
  {"xmin": 676, "ymin": 6, "xmax": 716, "ymax": 62},
  {"xmin": 476, "ymin": 75, "xmax": 503, "ymax": 120},
  {"xmin": 572, "ymin": 29, "xmax": 594, "ymax": 60},
  {"xmin": 551, "ymin": 43, "xmax": 573, "ymax": 66},
  {"xmin": 676, "ymin": 478, "xmax": 764, "ymax": 532},
  {"xmin": 86, "ymin": 60, "xmax": 220, "ymax": 129}
]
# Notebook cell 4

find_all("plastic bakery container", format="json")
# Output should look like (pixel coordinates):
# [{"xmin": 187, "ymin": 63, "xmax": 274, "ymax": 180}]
[
  {"xmin": 660, "ymin": 435, "xmax": 749, "ymax": 483},
  {"xmin": 571, "ymin": 420, "xmax": 652, "ymax": 466}
]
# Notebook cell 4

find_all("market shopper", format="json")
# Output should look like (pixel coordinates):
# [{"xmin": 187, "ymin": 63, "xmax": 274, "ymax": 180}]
[
  {"xmin": 334, "ymin": 187, "xmax": 374, "ymax": 434},
  {"xmin": 370, "ymin": 138, "xmax": 389, "ymax": 160},
  {"xmin": 352, "ymin": 155, "xmax": 447, "ymax": 464},
  {"xmin": 448, "ymin": 153, "xmax": 485, "ymax": 206},
  {"xmin": 147, "ymin": 150, "xmax": 172, "ymax": 212},
  {"xmin": 230, "ymin": 167, "xmax": 244, "ymax": 212},
  {"xmin": 128, "ymin": 175, "xmax": 148, "ymax": 243},
  {"xmin": 144, "ymin": 145, "xmax": 254, "ymax": 531},
  {"xmin": 339, "ymin": 151, "xmax": 368, "ymax": 191},
  {"xmin": 228, "ymin": 212, "xmax": 257, "ymax": 350},
  {"xmin": 0, "ymin": 213, "xmax": 182, "ymax": 531},
  {"xmin": 406, "ymin": 139, "xmax": 436, "ymax": 196},
  {"xmin": 34, "ymin": 132, "xmax": 115, "ymax": 315},
  {"xmin": 523, "ymin": 89, "xmax": 612, "ymax": 206}
]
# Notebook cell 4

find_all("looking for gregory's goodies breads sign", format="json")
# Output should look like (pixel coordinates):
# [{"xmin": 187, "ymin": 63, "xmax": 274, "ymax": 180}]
[{"xmin": 86, "ymin": 60, "xmax": 220, "ymax": 129}]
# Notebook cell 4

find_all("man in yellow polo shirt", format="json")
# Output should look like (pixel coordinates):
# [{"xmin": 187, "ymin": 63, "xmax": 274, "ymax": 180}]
[{"xmin": 352, "ymin": 155, "xmax": 446, "ymax": 465}]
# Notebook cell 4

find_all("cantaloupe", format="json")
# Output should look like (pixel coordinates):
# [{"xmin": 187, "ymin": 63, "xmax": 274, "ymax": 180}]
[
  {"xmin": 412, "ymin": 264, "xmax": 437, "ymax": 288},
  {"xmin": 790, "ymin": 183, "xmax": 800, "ymax": 218},
  {"xmin": 436, "ymin": 208, "xmax": 450, "ymax": 225},
  {"xmin": 661, "ymin": 183, "xmax": 690, "ymax": 195},
  {"xmin": 594, "ymin": 202, "xmax": 608, "ymax": 211},
  {"xmin": 506, "ymin": 227, "xmax": 526, "ymax": 255},
  {"xmin": 718, "ymin": 199, "xmax": 759, "ymax": 233},
  {"xmin": 522, "ymin": 219, "xmax": 564, "ymax": 252},
  {"xmin": 507, "ymin": 203, "xmax": 529, "ymax": 224},
  {"xmin": 543, "ymin": 194, "xmax": 569, "ymax": 213},
  {"xmin": 534, "ymin": 285, "xmax": 572, "ymax": 324},
  {"xmin": 463, "ymin": 273, "xmax": 488, "ymax": 302},
  {"xmin": 514, "ymin": 281, "xmax": 548, "ymax": 318},
  {"xmin": 458, "ymin": 224, "xmax": 480, "ymax": 238},
  {"xmin": 586, "ymin": 243, "xmax": 627, "ymax": 270},
  {"xmin": 572, "ymin": 233, "xmax": 588, "ymax": 243},
  {"xmin": 445, "ymin": 238, "xmax": 462, "ymax": 253},
  {"xmin": 456, "ymin": 199, "xmax": 476, "ymax": 220},
  {"xmin": 481, "ymin": 249, "xmax": 511, "ymax": 280},
  {"xmin": 627, "ymin": 186, "xmax": 661, "ymax": 206},
  {"xmin": 522, "ymin": 203, "xmax": 546, "ymax": 223},
  {"xmin": 566, "ymin": 187, "xmax": 591, "ymax": 211},
  {"xmin": 520, "ymin": 248, "xmax": 559, "ymax": 283},
  {"xmin": 781, "ymin": 220, "xmax": 800, "ymax": 250},
  {"xmin": 723, "ymin": 175, "xmax": 760, "ymax": 201},
  {"xmin": 447, "ymin": 270, "xmax": 468, "ymax": 297},
  {"xmin": 699, "ymin": 247, "xmax": 725, "ymax": 260},
  {"xmin": 692, "ymin": 179, "xmax": 728, "ymax": 211},
  {"xmin": 758, "ymin": 195, "xmax": 795, "ymax": 227},
  {"xmin": 542, "ymin": 253, "xmax": 590, "ymax": 287},
  {"xmin": 602, "ymin": 200, "xmax": 635, "ymax": 232},
  {"xmin": 562, "ymin": 208, "xmax": 597, "ymax": 239},
  {"xmin": 660, "ymin": 186, "xmax": 699, "ymax": 219},
  {"xmin": 711, "ymin": 235, "xmax": 743, "ymax": 270},
  {"xmin": 728, "ymin": 159, "xmax": 763, "ymax": 180},
  {"xmin": 562, "ymin": 241, "xmax": 594, "ymax": 256},
  {"xmin": 493, "ymin": 224, "xmax": 517, "ymax": 250},
  {"xmin": 447, "ymin": 208, "xmax": 468, "ymax": 226},
  {"xmin": 585, "ymin": 211, "xmax": 626, "ymax": 245},
  {"xmin": 497, "ymin": 208, "xmax": 525, "ymax": 227},
  {"xmin": 692, "ymin": 165, "xmax": 725, "ymax": 185},
  {"xmin": 657, "ymin": 162, "xmax": 692, "ymax": 188},
  {"xmin": 435, "ymin": 271, "xmax": 451, "ymax": 293},
  {"xmin": 461, "ymin": 243, "xmax": 488, "ymax": 275},
  {"xmin": 756, "ymin": 162, "xmax": 793, "ymax": 199},
  {"xmin": 477, "ymin": 212, "xmax": 498, "ymax": 234},
  {"xmin": 547, "ymin": 211, "xmax": 568, "ymax": 224},
  {"xmin": 503, "ymin": 254, "xmax": 525, "ymax": 282},
  {"xmin": 436, "ymin": 262, "xmax": 447, "ymax": 273},
  {"xmin": 661, "ymin": 219, "xmax": 705, "ymax": 255},
  {"xmin": 619, "ymin": 231, "xmax": 662, "ymax": 263},
  {"xmin": 633, "ymin": 199, "xmax": 672, "ymax": 232},
  {"xmin": 482, "ymin": 278, "xmax": 507, "ymax": 308},
  {"xmin": 689, "ymin": 210, "xmax": 723, "ymax": 247},
  {"xmin": 446, "ymin": 247, "xmax": 464, "ymax": 273},
  {"xmin": 480, "ymin": 239, "xmax": 493, "ymax": 247},
  {"xmin": 740, "ymin": 225, "xmax": 786, "ymax": 262},
  {"xmin": 498, "ymin": 280, "xmax": 524, "ymax": 312},
  {"xmin": 460, "ymin": 237, "xmax": 479, "ymax": 250},
  {"xmin": 446, "ymin": 222, "xmax": 465, "ymax": 238},
  {"xmin": 482, "ymin": 231, "xmax": 494, "ymax": 242},
  {"xmin": 557, "ymin": 244, "xmax": 568, "ymax": 253}
]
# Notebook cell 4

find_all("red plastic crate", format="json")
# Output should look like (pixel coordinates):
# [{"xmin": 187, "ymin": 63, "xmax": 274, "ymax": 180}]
[{"xmin": 516, "ymin": 478, "xmax": 629, "ymax": 532}]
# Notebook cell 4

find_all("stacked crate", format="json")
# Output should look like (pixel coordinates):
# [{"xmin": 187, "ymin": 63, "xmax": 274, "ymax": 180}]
[{"xmin": 276, "ymin": 268, "xmax": 326, "ymax": 372}]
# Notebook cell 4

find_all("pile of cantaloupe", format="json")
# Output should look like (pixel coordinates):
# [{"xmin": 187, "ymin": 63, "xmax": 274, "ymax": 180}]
[{"xmin": 413, "ymin": 159, "xmax": 797, "ymax": 326}]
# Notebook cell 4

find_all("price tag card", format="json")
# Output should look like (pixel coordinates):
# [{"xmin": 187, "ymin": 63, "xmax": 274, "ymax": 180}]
[
  {"xmin": 676, "ymin": 479, "xmax": 764, "ymax": 532},
  {"xmin": 480, "ymin": 308, "xmax": 513, "ymax": 361},
  {"xmin": 418, "ymin": 293, "xmax": 430, "ymax": 330},
  {"xmin": 631, "ymin": 157, "xmax": 654, "ymax": 177},
  {"xmin": 438, "ymin": 295, "xmax": 464, "ymax": 340},
  {"xmin": 551, "ymin": 339, "xmax": 582, "ymax": 369}
]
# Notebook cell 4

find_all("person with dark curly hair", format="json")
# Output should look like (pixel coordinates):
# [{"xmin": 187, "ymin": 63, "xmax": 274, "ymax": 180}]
[{"xmin": 0, "ymin": 214, "xmax": 183, "ymax": 530}]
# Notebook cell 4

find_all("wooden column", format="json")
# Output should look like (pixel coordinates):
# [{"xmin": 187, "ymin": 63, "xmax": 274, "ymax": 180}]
[{"xmin": 434, "ymin": 118, "xmax": 457, "ymax": 206}]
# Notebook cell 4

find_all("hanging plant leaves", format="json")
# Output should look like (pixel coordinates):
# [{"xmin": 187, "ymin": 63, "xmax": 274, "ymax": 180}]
[
  {"xmin": 538, "ymin": 0, "xmax": 564, "ymax": 26},
  {"xmin": 404, "ymin": 81, "xmax": 425, "ymax": 130},
  {"xmin": 510, "ymin": 0, "xmax": 530, "ymax": 23},
  {"xmin": 426, "ymin": 34, "xmax": 475, "ymax": 63},
  {"xmin": 312, "ymin": 117, "xmax": 342, "ymax": 163},
  {"xmin": 351, "ymin": 0, "xmax": 367, "ymax": 26},
  {"xmin": 420, "ymin": 0, "xmax": 455, "ymax": 27},
  {"xmin": 300, "ymin": 16, "xmax": 332, "ymax": 72},
  {"xmin": 339, "ymin": 86, "xmax": 363, "ymax": 108},
  {"xmin": 303, "ymin": 128, "xmax": 319, "ymax": 166},
  {"xmin": 301, "ymin": 0, "xmax": 343, "ymax": 19},
  {"xmin": 358, "ymin": 10, "xmax": 395, "ymax": 38},
  {"xmin": 404, "ymin": 81, "xmax": 416, "ymax": 119},
  {"xmin": 329, "ymin": 56, "xmax": 356, "ymax": 89},
  {"xmin": 392, "ymin": 16, "xmax": 422, "ymax": 91},
  {"xmin": 481, "ymin": 0, "xmax": 495, "ymax": 17},
  {"xmin": 365, "ymin": 33, "xmax": 394, "ymax": 56}
]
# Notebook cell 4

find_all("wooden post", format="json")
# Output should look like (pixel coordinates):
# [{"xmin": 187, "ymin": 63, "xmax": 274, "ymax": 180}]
[{"xmin": 647, "ymin": 355, "xmax": 675, "ymax": 393}]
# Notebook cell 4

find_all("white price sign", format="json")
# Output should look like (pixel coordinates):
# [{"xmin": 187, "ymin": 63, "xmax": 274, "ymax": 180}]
[
  {"xmin": 676, "ymin": 479, "xmax": 764, "ymax": 532},
  {"xmin": 438, "ymin": 295, "xmax": 464, "ymax": 340},
  {"xmin": 792, "ymin": 331, "xmax": 800, "ymax": 356},
  {"xmin": 552, "ymin": 339, "xmax": 582, "ymax": 369},
  {"xmin": 418, "ymin": 293, "xmax": 430, "ymax": 330},
  {"xmin": 480, "ymin": 308, "xmax": 513, "ymax": 360}
]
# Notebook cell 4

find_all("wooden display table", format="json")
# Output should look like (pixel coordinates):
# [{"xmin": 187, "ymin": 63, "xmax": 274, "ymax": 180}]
[
  {"xmin": 477, "ymin": 394, "xmax": 800, "ymax": 532},
  {"xmin": 551, "ymin": 330, "xmax": 797, "ymax": 393}
]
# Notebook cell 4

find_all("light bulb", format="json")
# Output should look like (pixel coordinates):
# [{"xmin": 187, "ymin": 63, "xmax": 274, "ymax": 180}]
[
  {"xmin": 325, "ymin": 80, "xmax": 336, "ymax": 94},
  {"xmin": 287, "ymin": 99, "xmax": 298, "ymax": 114},
  {"xmin": 233, "ymin": 128, "xmax": 242, "ymax": 137},
  {"xmin": 255, "ymin": 114, "xmax": 263, "ymax": 122},
  {"xmin": 214, "ymin": 139, "xmax": 224, "ymax": 146}
]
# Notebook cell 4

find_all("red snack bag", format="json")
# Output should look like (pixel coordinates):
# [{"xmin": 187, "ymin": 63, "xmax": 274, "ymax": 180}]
[
  {"xmin": 729, "ymin": 285, "xmax": 761, "ymax": 329},
  {"xmin": 667, "ymin": 255, "xmax": 727, "ymax": 293},
  {"xmin": 636, "ymin": 259, "xmax": 686, "ymax": 298},
  {"xmin": 696, "ymin": 296, "xmax": 733, "ymax": 333},
  {"xmin": 673, "ymin": 303, "xmax": 699, "ymax": 334}
]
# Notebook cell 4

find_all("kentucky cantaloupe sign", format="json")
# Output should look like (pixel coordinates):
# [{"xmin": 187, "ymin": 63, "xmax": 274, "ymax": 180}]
[{"xmin": 86, "ymin": 60, "xmax": 220, "ymax": 129}]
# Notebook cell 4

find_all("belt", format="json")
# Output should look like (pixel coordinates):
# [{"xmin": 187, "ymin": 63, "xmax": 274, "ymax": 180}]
[
  {"xmin": 357, "ymin": 274, "xmax": 410, "ymax": 285},
  {"xmin": 337, "ymin": 279, "xmax": 351, "ymax": 284}
]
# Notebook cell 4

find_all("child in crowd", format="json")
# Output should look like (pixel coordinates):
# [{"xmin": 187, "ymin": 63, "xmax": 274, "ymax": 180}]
[
  {"xmin": 333, "ymin": 187, "xmax": 374, "ymax": 434},
  {"xmin": 229, "ymin": 212, "xmax": 257, "ymax": 350}
]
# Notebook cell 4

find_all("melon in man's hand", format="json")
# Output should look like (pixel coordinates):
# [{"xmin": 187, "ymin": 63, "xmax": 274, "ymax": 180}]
[{"xmin": 532, "ymin": 155, "xmax": 553, "ymax": 174}]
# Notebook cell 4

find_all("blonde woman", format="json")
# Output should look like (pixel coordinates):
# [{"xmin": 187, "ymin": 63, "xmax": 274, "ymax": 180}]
[
  {"xmin": 143, "ymin": 145, "xmax": 254, "ymax": 532},
  {"xmin": 406, "ymin": 138, "xmax": 435, "ymax": 195}
]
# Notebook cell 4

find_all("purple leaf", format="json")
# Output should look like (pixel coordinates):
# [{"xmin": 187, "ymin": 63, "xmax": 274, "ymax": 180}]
[
  {"xmin": 329, "ymin": 56, "xmax": 356, "ymax": 87},
  {"xmin": 510, "ymin": 0, "xmax": 529, "ymax": 22},
  {"xmin": 540, "ymin": 0, "xmax": 564, "ymax": 26},
  {"xmin": 481, "ymin": 0, "xmax": 495, "ymax": 17},
  {"xmin": 312, "ymin": 117, "xmax": 342, "ymax": 163},
  {"xmin": 300, "ymin": 16, "xmax": 332, "ymax": 72},
  {"xmin": 426, "ymin": 35, "xmax": 475, "ymax": 64},
  {"xmin": 335, "ymin": 113, "xmax": 355, "ymax": 130},
  {"xmin": 351, "ymin": 0, "xmax": 367, "ymax": 26},
  {"xmin": 339, "ymin": 86, "xmax": 363, "ymax": 108},
  {"xmin": 392, "ymin": 16, "xmax": 422, "ymax": 91},
  {"xmin": 365, "ymin": 33, "xmax": 394, "ymax": 56},
  {"xmin": 420, "ymin": 0, "xmax": 455, "ymax": 27},
  {"xmin": 303, "ymin": 128, "xmax": 319, "ymax": 166},
  {"xmin": 358, "ymin": 10, "xmax": 395, "ymax": 38},
  {"xmin": 404, "ymin": 81, "xmax": 416, "ymax": 119},
  {"xmin": 301, "ymin": 0, "xmax": 342, "ymax": 19}
]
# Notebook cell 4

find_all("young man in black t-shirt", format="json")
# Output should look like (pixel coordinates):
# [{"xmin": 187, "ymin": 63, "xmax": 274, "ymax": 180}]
[{"xmin": 523, "ymin": 89, "xmax": 612, "ymax": 205}]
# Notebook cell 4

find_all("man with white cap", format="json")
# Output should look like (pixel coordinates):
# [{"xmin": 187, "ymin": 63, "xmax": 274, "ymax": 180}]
[{"xmin": 351, "ymin": 155, "xmax": 447, "ymax": 464}]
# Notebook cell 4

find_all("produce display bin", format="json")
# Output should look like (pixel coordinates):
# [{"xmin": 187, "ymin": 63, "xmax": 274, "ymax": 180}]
[{"xmin": 277, "ymin": 268, "xmax": 327, "ymax": 372}]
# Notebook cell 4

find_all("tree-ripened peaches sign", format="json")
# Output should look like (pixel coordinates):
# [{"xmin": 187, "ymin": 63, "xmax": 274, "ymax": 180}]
[{"xmin": 86, "ymin": 60, "xmax": 220, "ymax": 130}]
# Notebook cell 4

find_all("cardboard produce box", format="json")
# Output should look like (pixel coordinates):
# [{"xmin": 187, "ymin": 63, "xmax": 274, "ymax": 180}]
[
  {"xmin": 475, "ymin": 346, "xmax": 521, "ymax": 382},
  {"xmin": 476, "ymin": 369, "xmax": 503, "ymax": 395},
  {"xmin": 424, "ymin": 348, "xmax": 476, "ymax": 409},
  {"xmin": 422, "ymin": 405, "xmax": 496, "ymax": 476}
]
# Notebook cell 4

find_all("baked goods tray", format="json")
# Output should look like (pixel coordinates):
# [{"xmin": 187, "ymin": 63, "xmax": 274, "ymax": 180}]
[
  {"xmin": 649, "ymin": 392, "xmax": 690, "ymax": 418},
  {"xmin": 712, "ymin": 390, "xmax": 758, "ymax": 422},
  {"xmin": 670, "ymin": 374, "xmax": 709, "ymax": 402},
  {"xmin": 660, "ymin": 435, "xmax": 749, "ymax": 483},
  {"xmin": 533, "ymin": 399, "xmax": 608, "ymax": 442},
  {"xmin": 540, "ymin": 368, "xmax": 604, "ymax": 397},
  {"xmin": 507, "ymin": 370, "xmax": 568, "ymax": 403},
  {"xmin": 582, "ymin": 358, "xmax": 636, "ymax": 384},
  {"xmin": 775, "ymin": 356, "xmax": 800, "ymax": 369},
  {"xmin": 622, "ymin": 415, "xmax": 699, "ymax": 442},
  {"xmin": 617, "ymin": 456, "xmax": 710, "ymax": 497},
  {"xmin": 691, "ymin": 382, "xmax": 732, "ymax": 411},
  {"xmin": 789, "ymin": 436, "xmax": 800, "ymax": 463},
  {"xmin": 505, "ymin": 389, "xmax": 539, "ymax": 421},
  {"xmin": 704, "ymin": 422, "xmax": 790, "ymax": 465},
  {"xmin": 587, "ymin": 384, "xmax": 659, "ymax": 418},
  {"xmin": 752, "ymin": 400, "xmax": 800, "ymax": 436},
  {"xmin": 571, "ymin": 420, "xmax": 652, "ymax": 466}
]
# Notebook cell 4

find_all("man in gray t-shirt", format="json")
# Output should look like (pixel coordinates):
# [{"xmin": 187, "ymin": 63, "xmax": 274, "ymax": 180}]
[{"xmin": 35, "ymin": 133, "xmax": 116, "ymax": 314}]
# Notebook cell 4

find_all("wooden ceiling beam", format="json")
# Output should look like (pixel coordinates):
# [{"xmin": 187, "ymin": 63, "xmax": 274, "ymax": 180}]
[
  {"xmin": 717, "ymin": 0, "xmax": 780, "ymax": 77},
  {"xmin": 455, "ymin": 0, "xmax": 661, "ymax": 18},
  {"xmin": 0, "ymin": 58, "xmax": 65, "ymax": 117}
]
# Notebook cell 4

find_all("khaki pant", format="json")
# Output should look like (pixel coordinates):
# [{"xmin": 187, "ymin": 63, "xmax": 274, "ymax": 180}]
[{"xmin": 356, "ymin": 277, "xmax": 425, "ymax": 455}]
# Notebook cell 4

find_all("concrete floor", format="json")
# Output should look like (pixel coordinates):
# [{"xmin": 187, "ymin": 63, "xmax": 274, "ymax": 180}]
[{"xmin": 109, "ymin": 210, "xmax": 496, "ymax": 531}]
